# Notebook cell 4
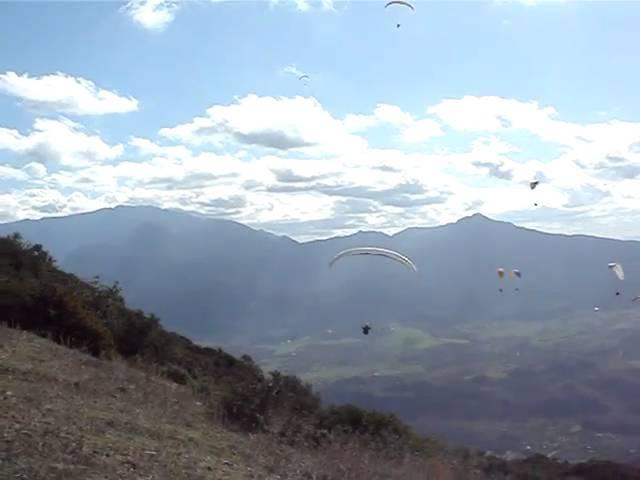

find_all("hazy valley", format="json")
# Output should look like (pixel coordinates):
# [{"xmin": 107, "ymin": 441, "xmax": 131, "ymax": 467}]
[{"xmin": 3, "ymin": 205, "xmax": 640, "ymax": 464}]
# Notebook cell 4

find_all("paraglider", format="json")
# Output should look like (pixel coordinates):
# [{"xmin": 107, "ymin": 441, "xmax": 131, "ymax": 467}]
[
  {"xmin": 608, "ymin": 262, "xmax": 625, "ymax": 280},
  {"xmin": 594, "ymin": 306, "xmax": 600, "ymax": 312},
  {"xmin": 329, "ymin": 247, "xmax": 418, "ymax": 272},
  {"xmin": 384, "ymin": 0, "xmax": 415, "ymax": 28},
  {"xmin": 497, "ymin": 267, "xmax": 505, "ymax": 292},
  {"xmin": 329, "ymin": 247, "xmax": 415, "ymax": 335},
  {"xmin": 512, "ymin": 269, "xmax": 521, "ymax": 291},
  {"xmin": 298, "ymin": 74, "xmax": 310, "ymax": 86},
  {"xmin": 608, "ymin": 262, "xmax": 624, "ymax": 296},
  {"xmin": 529, "ymin": 180, "xmax": 540, "ymax": 206}
]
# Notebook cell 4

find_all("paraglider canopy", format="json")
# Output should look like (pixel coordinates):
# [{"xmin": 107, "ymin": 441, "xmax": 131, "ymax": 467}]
[
  {"xmin": 529, "ymin": 180, "xmax": 540, "ymax": 206},
  {"xmin": 384, "ymin": 0, "xmax": 415, "ymax": 28},
  {"xmin": 329, "ymin": 246, "xmax": 418, "ymax": 272},
  {"xmin": 497, "ymin": 267, "xmax": 507, "ymax": 292},
  {"xmin": 297, "ymin": 74, "xmax": 311, "ymax": 87},
  {"xmin": 608, "ymin": 262, "xmax": 625, "ymax": 281}
]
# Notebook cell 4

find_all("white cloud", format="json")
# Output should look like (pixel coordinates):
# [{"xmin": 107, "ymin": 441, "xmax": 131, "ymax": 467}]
[
  {"xmin": 429, "ymin": 95, "xmax": 640, "ymax": 182},
  {"xmin": 0, "ymin": 117, "xmax": 124, "ymax": 168},
  {"xmin": 269, "ymin": 0, "xmax": 336, "ymax": 12},
  {"xmin": 159, "ymin": 94, "xmax": 367, "ymax": 154},
  {"xmin": 402, "ymin": 119, "xmax": 444, "ymax": 144},
  {"xmin": 121, "ymin": 0, "xmax": 181, "ymax": 31},
  {"xmin": 428, "ymin": 96, "xmax": 558, "ymax": 136},
  {"xmin": 23, "ymin": 162, "xmax": 48, "ymax": 179},
  {"xmin": 428, "ymin": 95, "xmax": 640, "ymax": 153},
  {"xmin": 0, "ymin": 164, "xmax": 29, "ymax": 182},
  {"xmin": 0, "ymin": 188, "xmax": 116, "ymax": 222},
  {"xmin": 495, "ymin": 0, "xmax": 571, "ymax": 4},
  {"xmin": 121, "ymin": 0, "xmax": 332, "ymax": 33},
  {"xmin": 0, "ymin": 72, "xmax": 139, "ymax": 115},
  {"xmin": 345, "ymin": 103, "xmax": 443, "ymax": 144},
  {"xmin": 3, "ymin": 94, "xmax": 640, "ymax": 241}
]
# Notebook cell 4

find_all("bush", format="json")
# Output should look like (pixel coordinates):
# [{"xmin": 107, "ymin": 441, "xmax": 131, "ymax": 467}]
[
  {"xmin": 219, "ymin": 380, "xmax": 271, "ymax": 432},
  {"xmin": 315, "ymin": 405, "xmax": 413, "ymax": 448},
  {"xmin": 163, "ymin": 363, "xmax": 193, "ymax": 386},
  {"xmin": 269, "ymin": 370, "xmax": 321, "ymax": 416},
  {"xmin": 29, "ymin": 284, "xmax": 115, "ymax": 357},
  {"xmin": 109, "ymin": 310, "xmax": 159, "ymax": 358}
]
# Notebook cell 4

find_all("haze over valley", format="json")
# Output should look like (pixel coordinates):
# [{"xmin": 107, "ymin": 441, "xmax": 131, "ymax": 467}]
[{"xmin": 3, "ymin": 205, "xmax": 640, "ymax": 462}]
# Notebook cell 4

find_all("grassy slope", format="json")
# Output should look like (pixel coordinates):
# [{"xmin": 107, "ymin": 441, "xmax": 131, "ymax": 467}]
[
  {"xmin": 0, "ymin": 326, "xmax": 488, "ymax": 480},
  {"xmin": 1, "ymin": 326, "xmax": 258, "ymax": 480}
]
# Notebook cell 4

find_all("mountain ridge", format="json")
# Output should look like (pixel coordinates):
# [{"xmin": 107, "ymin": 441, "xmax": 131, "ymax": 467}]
[
  {"xmin": 1, "ymin": 205, "xmax": 639, "ymax": 344},
  {"xmin": 5, "ymin": 205, "xmax": 639, "ymax": 246}
]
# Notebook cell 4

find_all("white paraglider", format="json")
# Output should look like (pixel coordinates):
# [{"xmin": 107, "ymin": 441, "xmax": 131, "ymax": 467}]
[
  {"xmin": 608, "ymin": 262, "xmax": 625, "ymax": 281},
  {"xmin": 329, "ymin": 247, "xmax": 418, "ymax": 272}
]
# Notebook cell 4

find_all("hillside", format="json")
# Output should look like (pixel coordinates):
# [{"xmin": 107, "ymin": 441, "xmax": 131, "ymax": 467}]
[
  {"xmin": 3, "ymin": 233, "xmax": 640, "ymax": 479},
  {"xmin": 1, "ymin": 206, "xmax": 639, "ymax": 344},
  {"xmin": 0, "ymin": 326, "xmax": 480, "ymax": 480}
]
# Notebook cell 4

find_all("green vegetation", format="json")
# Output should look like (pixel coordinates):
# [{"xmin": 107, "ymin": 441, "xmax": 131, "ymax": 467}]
[
  {"xmin": 260, "ymin": 336, "xmax": 363, "ymax": 356},
  {"xmin": 382, "ymin": 324, "xmax": 469, "ymax": 351}
]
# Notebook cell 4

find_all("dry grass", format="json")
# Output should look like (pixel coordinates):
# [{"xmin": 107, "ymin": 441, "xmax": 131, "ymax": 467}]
[
  {"xmin": 242, "ymin": 432, "xmax": 484, "ymax": 480},
  {"xmin": 0, "ymin": 327, "xmax": 477, "ymax": 480},
  {"xmin": 1, "ymin": 326, "xmax": 262, "ymax": 479}
]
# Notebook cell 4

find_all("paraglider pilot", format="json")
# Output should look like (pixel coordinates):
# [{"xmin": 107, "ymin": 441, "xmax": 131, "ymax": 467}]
[{"xmin": 362, "ymin": 323, "xmax": 372, "ymax": 335}]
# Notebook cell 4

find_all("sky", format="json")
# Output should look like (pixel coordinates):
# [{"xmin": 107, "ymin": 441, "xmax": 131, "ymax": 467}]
[{"xmin": 0, "ymin": 0, "xmax": 639, "ymax": 241}]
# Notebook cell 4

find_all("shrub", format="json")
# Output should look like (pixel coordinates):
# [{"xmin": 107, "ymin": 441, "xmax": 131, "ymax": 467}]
[
  {"xmin": 29, "ymin": 284, "xmax": 115, "ymax": 357},
  {"xmin": 219, "ymin": 380, "xmax": 270, "ymax": 432},
  {"xmin": 163, "ymin": 363, "xmax": 193, "ymax": 386},
  {"xmin": 315, "ymin": 404, "xmax": 413, "ymax": 448}
]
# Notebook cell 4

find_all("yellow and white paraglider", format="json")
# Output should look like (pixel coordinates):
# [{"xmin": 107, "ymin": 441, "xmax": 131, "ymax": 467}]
[
  {"xmin": 497, "ymin": 267, "xmax": 505, "ymax": 292},
  {"xmin": 384, "ymin": 0, "xmax": 415, "ymax": 29}
]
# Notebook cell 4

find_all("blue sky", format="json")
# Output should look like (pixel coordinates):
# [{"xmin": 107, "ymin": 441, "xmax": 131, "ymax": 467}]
[{"xmin": 1, "ymin": 0, "xmax": 639, "ymax": 240}]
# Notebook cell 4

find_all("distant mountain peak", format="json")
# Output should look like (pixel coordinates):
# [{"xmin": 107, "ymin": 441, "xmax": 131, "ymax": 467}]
[{"xmin": 458, "ymin": 212, "xmax": 496, "ymax": 223}]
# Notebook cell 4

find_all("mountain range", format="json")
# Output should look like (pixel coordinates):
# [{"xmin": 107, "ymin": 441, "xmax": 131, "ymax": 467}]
[{"xmin": 1, "ymin": 205, "xmax": 639, "ymax": 344}]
